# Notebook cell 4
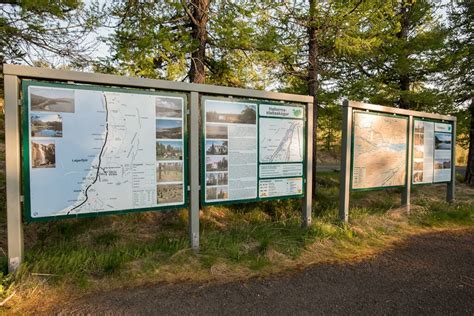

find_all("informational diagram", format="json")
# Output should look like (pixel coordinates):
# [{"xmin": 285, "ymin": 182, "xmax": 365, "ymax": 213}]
[
  {"xmin": 259, "ymin": 118, "xmax": 303, "ymax": 163},
  {"xmin": 352, "ymin": 112, "xmax": 408, "ymax": 189},
  {"xmin": 25, "ymin": 82, "xmax": 186, "ymax": 219},
  {"xmin": 203, "ymin": 100, "xmax": 306, "ymax": 204}
]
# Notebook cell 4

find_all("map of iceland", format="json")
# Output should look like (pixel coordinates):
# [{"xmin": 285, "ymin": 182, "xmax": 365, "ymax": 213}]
[
  {"xmin": 352, "ymin": 112, "xmax": 408, "ymax": 189},
  {"xmin": 259, "ymin": 118, "xmax": 304, "ymax": 163},
  {"xmin": 27, "ymin": 84, "xmax": 185, "ymax": 218}
]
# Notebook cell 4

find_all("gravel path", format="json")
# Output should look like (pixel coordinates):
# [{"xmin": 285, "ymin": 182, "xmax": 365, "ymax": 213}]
[{"xmin": 56, "ymin": 229, "xmax": 474, "ymax": 315}]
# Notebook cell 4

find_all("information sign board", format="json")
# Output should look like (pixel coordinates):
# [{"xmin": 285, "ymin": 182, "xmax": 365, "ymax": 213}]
[
  {"xmin": 351, "ymin": 111, "xmax": 408, "ymax": 190},
  {"xmin": 202, "ymin": 98, "xmax": 305, "ymax": 205},
  {"xmin": 412, "ymin": 119, "xmax": 453, "ymax": 184},
  {"xmin": 23, "ymin": 81, "xmax": 188, "ymax": 221}
]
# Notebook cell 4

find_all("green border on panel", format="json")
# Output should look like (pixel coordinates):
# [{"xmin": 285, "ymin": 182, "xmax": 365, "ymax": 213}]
[
  {"xmin": 411, "ymin": 117, "xmax": 453, "ymax": 186},
  {"xmin": 22, "ymin": 80, "xmax": 189, "ymax": 222},
  {"xmin": 350, "ymin": 110, "xmax": 409, "ymax": 192},
  {"xmin": 201, "ymin": 96, "xmax": 306, "ymax": 206}
]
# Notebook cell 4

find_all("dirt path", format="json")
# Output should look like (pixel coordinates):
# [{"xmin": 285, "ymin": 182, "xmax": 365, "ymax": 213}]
[{"xmin": 56, "ymin": 229, "xmax": 473, "ymax": 315}]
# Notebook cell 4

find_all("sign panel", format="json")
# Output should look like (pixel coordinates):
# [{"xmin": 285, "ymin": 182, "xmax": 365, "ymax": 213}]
[
  {"xmin": 413, "ymin": 119, "xmax": 453, "ymax": 184},
  {"xmin": 23, "ymin": 81, "xmax": 187, "ymax": 220},
  {"xmin": 202, "ymin": 99, "xmax": 305, "ymax": 204},
  {"xmin": 351, "ymin": 111, "xmax": 408, "ymax": 190}
]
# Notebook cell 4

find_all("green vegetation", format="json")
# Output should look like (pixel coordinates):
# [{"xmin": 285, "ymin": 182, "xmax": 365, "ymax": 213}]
[{"xmin": 0, "ymin": 170, "xmax": 472, "ymax": 312}]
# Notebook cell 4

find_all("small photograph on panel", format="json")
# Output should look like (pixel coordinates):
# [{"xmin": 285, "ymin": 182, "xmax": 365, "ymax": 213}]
[
  {"xmin": 205, "ymin": 140, "xmax": 228, "ymax": 155},
  {"xmin": 30, "ymin": 86, "xmax": 75, "ymax": 113},
  {"xmin": 206, "ymin": 124, "xmax": 228, "ymax": 139},
  {"xmin": 156, "ymin": 140, "xmax": 183, "ymax": 160},
  {"xmin": 413, "ymin": 171, "xmax": 424, "ymax": 183},
  {"xmin": 435, "ymin": 132, "xmax": 452, "ymax": 150},
  {"xmin": 216, "ymin": 186, "xmax": 228, "ymax": 200},
  {"xmin": 414, "ymin": 161, "xmax": 424, "ymax": 171},
  {"xmin": 206, "ymin": 173, "xmax": 217, "ymax": 186},
  {"xmin": 156, "ymin": 119, "xmax": 182, "ymax": 139},
  {"xmin": 218, "ymin": 172, "xmax": 228, "ymax": 185},
  {"xmin": 31, "ymin": 140, "xmax": 56, "ymax": 168},
  {"xmin": 414, "ymin": 133, "xmax": 424, "ymax": 146},
  {"xmin": 414, "ymin": 145, "xmax": 424, "ymax": 159},
  {"xmin": 434, "ymin": 159, "xmax": 451, "ymax": 169},
  {"xmin": 156, "ymin": 161, "xmax": 183, "ymax": 183},
  {"xmin": 206, "ymin": 102, "xmax": 256, "ymax": 124},
  {"xmin": 156, "ymin": 96, "xmax": 183, "ymax": 118},
  {"xmin": 157, "ymin": 183, "xmax": 183, "ymax": 205},
  {"xmin": 414, "ymin": 121, "xmax": 424, "ymax": 133},
  {"xmin": 206, "ymin": 156, "xmax": 228, "ymax": 172},
  {"xmin": 206, "ymin": 187, "xmax": 217, "ymax": 200},
  {"xmin": 31, "ymin": 113, "xmax": 63, "ymax": 137}
]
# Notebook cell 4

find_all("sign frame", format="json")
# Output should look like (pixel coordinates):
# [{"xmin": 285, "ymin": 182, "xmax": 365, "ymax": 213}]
[
  {"xmin": 21, "ymin": 80, "xmax": 189, "ymax": 222},
  {"xmin": 339, "ymin": 100, "xmax": 457, "ymax": 223},
  {"xmin": 4, "ymin": 64, "xmax": 314, "ymax": 272},
  {"xmin": 411, "ymin": 117, "xmax": 454, "ymax": 186},
  {"xmin": 200, "ymin": 95, "xmax": 306, "ymax": 206}
]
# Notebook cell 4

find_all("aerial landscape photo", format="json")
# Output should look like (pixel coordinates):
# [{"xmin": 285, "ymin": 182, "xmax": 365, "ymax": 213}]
[
  {"xmin": 206, "ymin": 101, "xmax": 256, "ymax": 124},
  {"xmin": 156, "ymin": 119, "xmax": 182, "ymax": 139},
  {"xmin": 31, "ymin": 113, "xmax": 63, "ymax": 137},
  {"xmin": 30, "ymin": 86, "xmax": 75, "ymax": 112},
  {"xmin": 156, "ymin": 96, "xmax": 183, "ymax": 118}
]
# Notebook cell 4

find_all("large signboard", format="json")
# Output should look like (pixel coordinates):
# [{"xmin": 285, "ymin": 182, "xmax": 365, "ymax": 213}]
[
  {"xmin": 202, "ymin": 98, "xmax": 305, "ymax": 204},
  {"xmin": 23, "ymin": 81, "xmax": 187, "ymax": 221},
  {"xmin": 413, "ymin": 119, "xmax": 453, "ymax": 184},
  {"xmin": 351, "ymin": 111, "xmax": 408, "ymax": 190}
]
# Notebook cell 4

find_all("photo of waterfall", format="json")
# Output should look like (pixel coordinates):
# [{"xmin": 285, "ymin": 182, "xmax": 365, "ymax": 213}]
[{"xmin": 31, "ymin": 140, "xmax": 56, "ymax": 168}]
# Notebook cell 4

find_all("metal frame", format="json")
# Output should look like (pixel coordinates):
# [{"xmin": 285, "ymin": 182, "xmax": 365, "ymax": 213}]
[
  {"xmin": 3, "ymin": 64, "xmax": 314, "ymax": 271},
  {"xmin": 339, "ymin": 100, "xmax": 457, "ymax": 222}
]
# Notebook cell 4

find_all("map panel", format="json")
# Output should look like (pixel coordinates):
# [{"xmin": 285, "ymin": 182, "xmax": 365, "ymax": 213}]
[
  {"xmin": 259, "ymin": 118, "xmax": 304, "ymax": 163},
  {"xmin": 352, "ymin": 112, "xmax": 408, "ymax": 190},
  {"xmin": 25, "ymin": 83, "xmax": 186, "ymax": 219}
]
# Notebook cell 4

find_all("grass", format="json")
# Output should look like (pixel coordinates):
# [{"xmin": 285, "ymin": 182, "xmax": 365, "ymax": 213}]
[{"xmin": 0, "ymin": 164, "xmax": 472, "ymax": 312}]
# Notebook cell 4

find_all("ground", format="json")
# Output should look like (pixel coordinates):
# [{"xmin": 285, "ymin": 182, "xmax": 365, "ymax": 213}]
[{"xmin": 53, "ymin": 229, "xmax": 474, "ymax": 315}]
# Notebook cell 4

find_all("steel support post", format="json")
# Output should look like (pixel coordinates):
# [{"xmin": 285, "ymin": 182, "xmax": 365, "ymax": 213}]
[
  {"xmin": 447, "ymin": 121, "xmax": 456, "ymax": 202},
  {"xmin": 5, "ymin": 75, "xmax": 23, "ymax": 272},
  {"xmin": 402, "ymin": 116, "xmax": 413, "ymax": 210},
  {"xmin": 302, "ymin": 102, "xmax": 313, "ymax": 227},
  {"xmin": 339, "ymin": 100, "xmax": 352, "ymax": 223},
  {"xmin": 189, "ymin": 92, "xmax": 200, "ymax": 251}
]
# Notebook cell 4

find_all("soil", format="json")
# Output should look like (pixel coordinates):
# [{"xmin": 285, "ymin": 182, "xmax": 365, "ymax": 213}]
[{"xmin": 54, "ymin": 229, "xmax": 473, "ymax": 315}]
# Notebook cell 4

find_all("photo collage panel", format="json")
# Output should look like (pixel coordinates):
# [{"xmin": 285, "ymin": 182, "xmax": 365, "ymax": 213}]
[
  {"xmin": 155, "ymin": 96, "xmax": 185, "ymax": 206},
  {"xmin": 29, "ymin": 86, "xmax": 76, "ymax": 169},
  {"xmin": 205, "ymin": 124, "xmax": 229, "ymax": 202}
]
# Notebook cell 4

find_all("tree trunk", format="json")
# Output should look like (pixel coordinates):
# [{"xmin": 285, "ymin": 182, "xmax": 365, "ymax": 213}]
[
  {"xmin": 188, "ymin": 0, "xmax": 208, "ymax": 84},
  {"xmin": 397, "ymin": 1, "xmax": 411, "ymax": 109},
  {"xmin": 308, "ymin": 0, "xmax": 319, "ymax": 198},
  {"xmin": 464, "ymin": 98, "xmax": 474, "ymax": 185}
]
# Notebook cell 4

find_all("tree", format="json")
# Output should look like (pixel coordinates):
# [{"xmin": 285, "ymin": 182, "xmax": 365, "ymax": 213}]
[
  {"xmin": 443, "ymin": 0, "xmax": 473, "ymax": 185},
  {"xmin": 343, "ymin": 0, "xmax": 450, "ymax": 112},
  {"xmin": 0, "ymin": 0, "xmax": 101, "ymax": 65}
]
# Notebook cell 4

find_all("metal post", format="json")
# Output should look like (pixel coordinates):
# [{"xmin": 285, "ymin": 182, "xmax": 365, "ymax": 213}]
[
  {"xmin": 447, "ymin": 121, "xmax": 456, "ymax": 202},
  {"xmin": 402, "ymin": 115, "xmax": 413, "ymax": 210},
  {"xmin": 339, "ymin": 100, "xmax": 352, "ymax": 223},
  {"xmin": 302, "ymin": 102, "xmax": 313, "ymax": 227},
  {"xmin": 5, "ymin": 75, "xmax": 23, "ymax": 272},
  {"xmin": 188, "ymin": 91, "xmax": 200, "ymax": 251}
]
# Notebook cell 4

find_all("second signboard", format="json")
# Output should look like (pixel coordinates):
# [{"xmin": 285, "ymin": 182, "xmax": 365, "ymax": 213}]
[
  {"xmin": 202, "ymin": 97, "xmax": 305, "ymax": 205},
  {"xmin": 412, "ymin": 119, "xmax": 453, "ymax": 184}
]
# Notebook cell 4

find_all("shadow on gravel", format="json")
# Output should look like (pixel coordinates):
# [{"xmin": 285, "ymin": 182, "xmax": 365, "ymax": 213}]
[{"xmin": 56, "ymin": 230, "xmax": 474, "ymax": 315}]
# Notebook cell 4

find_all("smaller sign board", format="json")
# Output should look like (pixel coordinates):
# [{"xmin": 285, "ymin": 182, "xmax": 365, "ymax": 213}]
[
  {"xmin": 412, "ymin": 119, "xmax": 453, "ymax": 184},
  {"xmin": 202, "ymin": 98, "xmax": 306, "ymax": 205}
]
